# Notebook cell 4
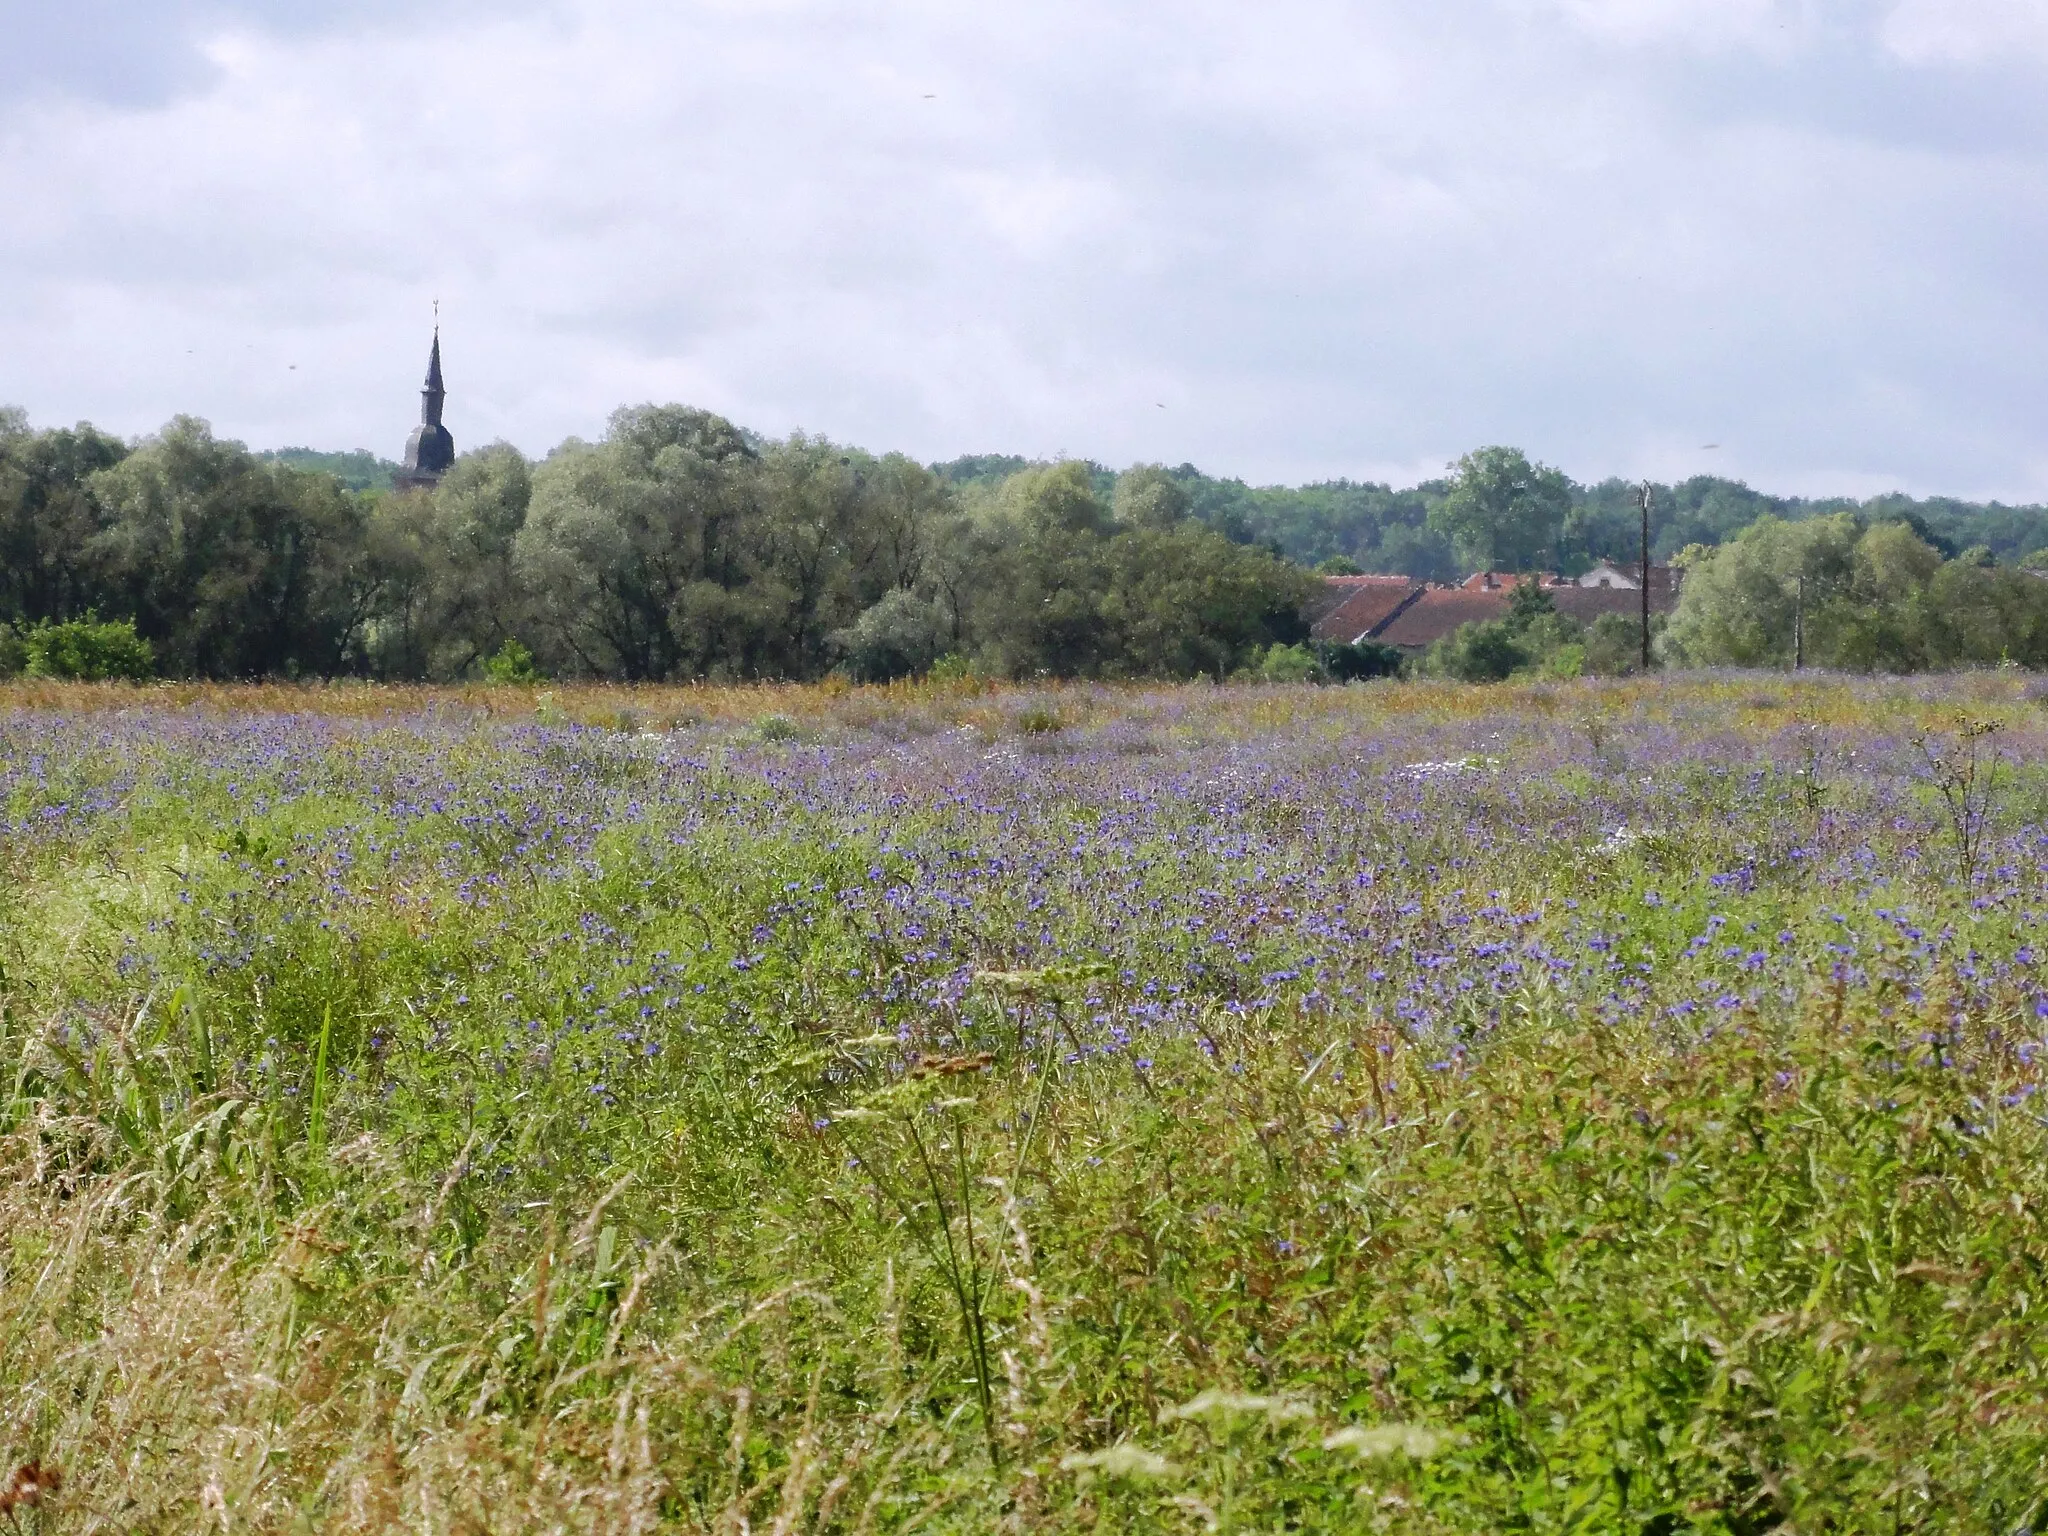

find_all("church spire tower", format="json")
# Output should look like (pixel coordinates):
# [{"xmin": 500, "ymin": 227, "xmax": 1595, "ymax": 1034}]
[{"xmin": 395, "ymin": 322, "xmax": 455, "ymax": 491}]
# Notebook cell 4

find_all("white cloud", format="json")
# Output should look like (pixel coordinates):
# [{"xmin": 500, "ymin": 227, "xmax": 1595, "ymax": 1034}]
[
  {"xmin": 1882, "ymin": 0, "xmax": 2048, "ymax": 66},
  {"xmin": 0, "ymin": 0, "xmax": 2044, "ymax": 498},
  {"xmin": 1534, "ymin": 0, "xmax": 1811, "ymax": 52}
]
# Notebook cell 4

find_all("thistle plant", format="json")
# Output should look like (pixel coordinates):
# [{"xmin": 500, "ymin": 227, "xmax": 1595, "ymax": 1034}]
[{"xmin": 1915, "ymin": 713, "xmax": 2005, "ymax": 886}]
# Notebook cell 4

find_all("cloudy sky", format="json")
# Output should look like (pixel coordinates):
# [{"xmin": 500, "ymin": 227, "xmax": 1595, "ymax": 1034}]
[{"xmin": 2, "ymin": 0, "xmax": 2046, "ymax": 497}]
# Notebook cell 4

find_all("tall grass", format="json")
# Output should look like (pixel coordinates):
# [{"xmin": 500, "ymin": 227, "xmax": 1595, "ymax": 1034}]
[{"xmin": 3, "ymin": 675, "xmax": 2047, "ymax": 1530}]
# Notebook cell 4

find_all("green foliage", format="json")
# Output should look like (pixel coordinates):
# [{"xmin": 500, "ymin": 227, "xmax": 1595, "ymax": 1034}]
[
  {"xmin": 10, "ymin": 684, "xmax": 2048, "ymax": 1528},
  {"xmin": 1507, "ymin": 572, "xmax": 1556, "ymax": 624},
  {"xmin": 1428, "ymin": 578, "xmax": 1589, "ymax": 682},
  {"xmin": 481, "ymin": 637, "xmax": 542, "ymax": 684},
  {"xmin": 832, "ymin": 588, "xmax": 947, "ymax": 683},
  {"xmin": 1255, "ymin": 641, "xmax": 1318, "ymax": 682},
  {"xmin": 1111, "ymin": 463, "xmax": 1191, "ymax": 530},
  {"xmin": 1664, "ymin": 514, "xmax": 2048, "ymax": 671},
  {"xmin": 258, "ymin": 446, "xmax": 399, "ymax": 492},
  {"xmin": 22, "ymin": 614, "xmax": 153, "ymax": 679},
  {"xmin": 1582, "ymin": 610, "xmax": 1646, "ymax": 676},
  {"xmin": 1315, "ymin": 638, "xmax": 1404, "ymax": 680},
  {"xmin": 1432, "ymin": 618, "xmax": 1530, "ymax": 682},
  {"xmin": 87, "ymin": 417, "xmax": 372, "ymax": 678},
  {"xmin": 1430, "ymin": 446, "xmax": 1573, "ymax": 570},
  {"xmin": 1313, "ymin": 554, "xmax": 1363, "ymax": 575},
  {"xmin": 367, "ymin": 441, "xmax": 535, "ymax": 679},
  {"xmin": 1094, "ymin": 526, "xmax": 1314, "ymax": 680},
  {"xmin": 16, "ymin": 395, "xmax": 2048, "ymax": 681},
  {"xmin": 0, "ymin": 411, "xmax": 128, "ymax": 631}
]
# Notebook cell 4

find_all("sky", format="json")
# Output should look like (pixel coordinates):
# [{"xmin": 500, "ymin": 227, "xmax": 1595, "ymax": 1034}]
[{"xmin": 3, "ymin": 0, "xmax": 2048, "ymax": 499}]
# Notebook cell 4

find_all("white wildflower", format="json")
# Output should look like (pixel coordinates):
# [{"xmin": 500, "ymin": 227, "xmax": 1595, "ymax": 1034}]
[
  {"xmin": 1593, "ymin": 826, "xmax": 1643, "ymax": 857},
  {"xmin": 1323, "ymin": 1424, "xmax": 1450, "ymax": 1460},
  {"xmin": 1163, "ymin": 1389, "xmax": 1316, "ymax": 1426},
  {"xmin": 1400, "ymin": 755, "xmax": 1499, "ymax": 781},
  {"xmin": 1060, "ymin": 1443, "xmax": 1179, "ymax": 1480}
]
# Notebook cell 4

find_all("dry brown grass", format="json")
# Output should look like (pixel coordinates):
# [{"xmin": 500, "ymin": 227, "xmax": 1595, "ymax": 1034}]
[
  {"xmin": 0, "ymin": 1127, "xmax": 940, "ymax": 1536},
  {"xmin": 5, "ymin": 669, "xmax": 2035, "ymax": 739}
]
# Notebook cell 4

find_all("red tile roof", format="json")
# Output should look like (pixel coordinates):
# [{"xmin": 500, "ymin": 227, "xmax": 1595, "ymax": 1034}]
[
  {"xmin": 1307, "ymin": 576, "xmax": 1423, "ymax": 641},
  {"xmin": 1305, "ymin": 572, "xmax": 1682, "ymax": 651},
  {"xmin": 1373, "ymin": 588, "xmax": 1513, "ymax": 648}
]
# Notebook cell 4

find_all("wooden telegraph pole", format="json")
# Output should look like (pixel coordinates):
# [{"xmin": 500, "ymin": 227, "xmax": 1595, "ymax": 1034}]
[
  {"xmin": 1637, "ymin": 480, "xmax": 1653, "ymax": 672},
  {"xmin": 1794, "ymin": 573, "xmax": 1805, "ymax": 670}
]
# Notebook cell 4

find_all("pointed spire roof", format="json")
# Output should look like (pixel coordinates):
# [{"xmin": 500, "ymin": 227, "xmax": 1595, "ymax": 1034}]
[{"xmin": 398, "ymin": 321, "xmax": 455, "ymax": 487}]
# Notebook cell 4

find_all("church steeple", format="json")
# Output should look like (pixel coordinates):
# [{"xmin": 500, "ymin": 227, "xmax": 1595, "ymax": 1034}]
[
  {"xmin": 421, "ymin": 329, "xmax": 446, "ymax": 423},
  {"xmin": 396, "ymin": 323, "xmax": 455, "ymax": 490}
]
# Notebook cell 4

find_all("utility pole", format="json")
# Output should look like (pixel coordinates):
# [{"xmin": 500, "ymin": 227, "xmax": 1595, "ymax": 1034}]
[
  {"xmin": 1636, "ymin": 480, "xmax": 1653, "ymax": 673},
  {"xmin": 1793, "ymin": 573, "xmax": 1805, "ymax": 670}
]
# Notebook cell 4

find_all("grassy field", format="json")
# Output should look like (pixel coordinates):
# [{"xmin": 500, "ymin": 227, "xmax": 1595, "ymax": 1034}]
[{"xmin": 4, "ymin": 673, "xmax": 2048, "ymax": 1533}]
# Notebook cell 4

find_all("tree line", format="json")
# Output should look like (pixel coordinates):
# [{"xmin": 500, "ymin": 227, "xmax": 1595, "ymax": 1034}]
[
  {"xmin": 11, "ymin": 403, "xmax": 2048, "ymax": 682},
  {"xmin": 929, "ymin": 447, "xmax": 2048, "ymax": 583},
  {"xmin": 0, "ymin": 407, "xmax": 1312, "ymax": 683}
]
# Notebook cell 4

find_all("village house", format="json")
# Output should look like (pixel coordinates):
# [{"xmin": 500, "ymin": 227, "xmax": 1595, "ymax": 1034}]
[{"xmin": 1308, "ymin": 565, "xmax": 1682, "ymax": 654}]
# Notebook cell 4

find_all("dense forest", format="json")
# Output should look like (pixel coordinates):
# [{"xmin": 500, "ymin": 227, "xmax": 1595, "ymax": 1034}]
[
  {"xmin": 0, "ymin": 408, "xmax": 1311, "ymax": 683},
  {"xmin": 935, "ymin": 452, "xmax": 2048, "ymax": 579},
  {"xmin": 7, "ymin": 403, "xmax": 2048, "ymax": 681}
]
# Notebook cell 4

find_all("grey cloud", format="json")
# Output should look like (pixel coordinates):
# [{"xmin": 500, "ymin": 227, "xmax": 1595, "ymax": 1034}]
[
  {"xmin": 0, "ymin": 0, "xmax": 2044, "ymax": 499},
  {"xmin": 0, "ymin": 0, "xmax": 551, "ymax": 108}
]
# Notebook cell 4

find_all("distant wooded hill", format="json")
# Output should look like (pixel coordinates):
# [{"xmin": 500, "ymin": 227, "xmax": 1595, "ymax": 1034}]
[
  {"xmin": 252, "ymin": 446, "xmax": 2048, "ymax": 576},
  {"xmin": 932, "ymin": 456, "xmax": 2048, "ymax": 579},
  {"xmin": 258, "ymin": 447, "xmax": 396, "ymax": 493}
]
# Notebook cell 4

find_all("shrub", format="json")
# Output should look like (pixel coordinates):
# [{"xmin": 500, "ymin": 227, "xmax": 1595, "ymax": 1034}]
[
  {"xmin": 1315, "ymin": 639, "xmax": 1403, "ymax": 681},
  {"xmin": 23, "ymin": 616, "xmax": 154, "ymax": 681},
  {"xmin": 1431, "ymin": 620, "xmax": 1527, "ymax": 682},
  {"xmin": 831, "ymin": 590, "xmax": 947, "ymax": 684},
  {"xmin": 0, "ymin": 625, "xmax": 23, "ymax": 678},
  {"xmin": 1583, "ymin": 611, "xmax": 1644, "ymax": 676},
  {"xmin": 1256, "ymin": 642, "xmax": 1319, "ymax": 683},
  {"xmin": 482, "ymin": 638, "xmax": 543, "ymax": 685},
  {"xmin": 926, "ymin": 653, "xmax": 985, "ymax": 690}
]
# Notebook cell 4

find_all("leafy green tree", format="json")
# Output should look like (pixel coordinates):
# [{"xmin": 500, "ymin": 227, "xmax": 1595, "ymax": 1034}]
[
  {"xmin": 1004, "ymin": 460, "xmax": 1111, "ymax": 538},
  {"xmin": 1315, "ymin": 554, "xmax": 1364, "ymax": 575},
  {"xmin": 1918, "ymin": 561, "xmax": 2048, "ymax": 667},
  {"xmin": 366, "ymin": 442, "xmax": 535, "ymax": 678},
  {"xmin": 1429, "ymin": 447, "xmax": 1572, "ymax": 570},
  {"xmin": 1112, "ymin": 464, "xmax": 1191, "ymax": 530},
  {"xmin": 1582, "ymin": 611, "xmax": 1646, "ymax": 676},
  {"xmin": 1255, "ymin": 642, "xmax": 1318, "ymax": 682},
  {"xmin": 1432, "ymin": 621, "xmax": 1529, "ymax": 682},
  {"xmin": 481, "ymin": 637, "xmax": 543, "ymax": 683},
  {"xmin": 832, "ymin": 588, "xmax": 947, "ymax": 682},
  {"xmin": 518, "ymin": 409, "xmax": 960, "ymax": 681},
  {"xmin": 1374, "ymin": 521, "xmax": 1459, "ymax": 583},
  {"xmin": 1807, "ymin": 521, "xmax": 1944, "ymax": 672},
  {"xmin": 1095, "ymin": 525, "xmax": 1313, "ymax": 679},
  {"xmin": 518, "ymin": 406, "xmax": 759, "ymax": 679},
  {"xmin": 966, "ymin": 463, "xmax": 1114, "ymax": 677},
  {"xmin": 88, "ymin": 417, "xmax": 374, "ymax": 677},
  {"xmin": 1661, "ymin": 514, "xmax": 1861, "ymax": 668},
  {"xmin": 22, "ymin": 615, "xmax": 153, "ymax": 679},
  {"xmin": 0, "ymin": 411, "xmax": 127, "ymax": 630}
]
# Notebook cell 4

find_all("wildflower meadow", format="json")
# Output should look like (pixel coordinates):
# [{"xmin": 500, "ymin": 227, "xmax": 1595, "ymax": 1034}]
[{"xmin": 5, "ymin": 674, "xmax": 2048, "ymax": 1532}]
